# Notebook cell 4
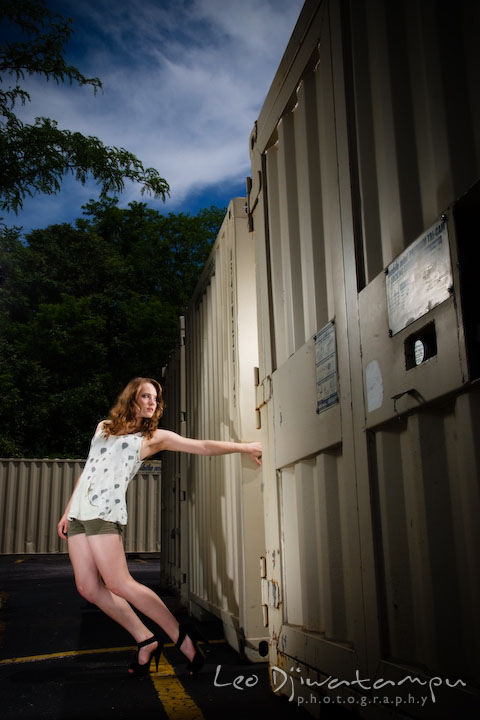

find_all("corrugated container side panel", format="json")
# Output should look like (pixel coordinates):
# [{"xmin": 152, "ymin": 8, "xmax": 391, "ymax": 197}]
[
  {"xmin": 161, "ymin": 318, "xmax": 190, "ymax": 589},
  {"xmin": 231, "ymin": 456, "xmax": 242, "ymax": 611},
  {"xmin": 219, "ymin": 236, "xmax": 230, "ymax": 424},
  {"xmin": 175, "ymin": 341, "xmax": 182, "ymax": 566},
  {"xmin": 190, "ymin": 314, "xmax": 197, "ymax": 592},
  {"xmin": 277, "ymin": 113, "xmax": 304, "ymax": 356},
  {"xmin": 149, "ymin": 472, "xmax": 161, "ymax": 553},
  {"xmin": 37, "ymin": 462, "xmax": 49, "ymax": 553},
  {"xmin": 130, "ymin": 472, "xmax": 142, "ymax": 552},
  {"xmin": 194, "ymin": 455, "xmax": 202, "ymax": 601},
  {"xmin": 125, "ymin": 477, "xmax": 137, "ymax": 553},
  {"xmin": 25, "ymin": 462, "xmax": 40, "ymax": 554},
  {"xmin": 145, "ymin": 475, "xmax": 155, "ymax": 552},
  {"xmin": 124, "ymin": 469, "xmax": 162, "ymax": 554},
  {"xmin": 351, "ymin": 0, "xmax": 480, "ymax": 279},
  {"xmin": 252, "ymin": 198, "xmax": 273, "ymax": 380},
  {"xmin": 264, "ymin": 146, "xmax": 287, "ymax": 366},
  {"xmin": 211, "ymin": 279, "xmax": 219, "ymax": 604},
  {"xmin": 231, "ymin": 457, "xmax": 241, "ymax": 614},
  {"xmin": 173, "ymin": 347, "xmax": 181, "ymax": 562},
  {"xmin": 365, "ymin": 0, "xmax": 408, "ymax": 265},
  {"xmin": 348, "ymin": 0, "xmax": 382, "ymax": 283},
  {"xmin": 24, "ymin": 461, "xmax": 37, "ymax": 554},
  {"xmin": 191, "ymin": 272, "xmax": 225, "ymax": 607},
  {"xmin": 172, "ymin": 200, "xmax": 264, "ymax": 651},
  {"xmin": 193, "ymin": 303, "xmax": 204, "ymax": 602},
  {"xmin": 199, "ymin": 295, "xmax": 208, "ymax": 600},
  {"xmin": 0, "ymin": 462, "xmax": 8, "ymax": 550},
  {"xmin": 372, "ymin": 395, "xmax": 480, "ymax": 682},
  {"xmin": 210, "ymin": 276, "xmax": 220, "ymax": 604},
  {"xmin": 4, "ymin": 461, "xmax": 18, "ymax": 552},
  {"xmin": 279, "ymin": 449, "xmax": 350, "ymax": 642},
  {"xmin": 15, "ymin": 463, "xmax": 27, "ymax": 554},
  {"xmin": 209, "ymin": 280, "xmax": 218, "ymax": 605},
  {"xmin": 186, "ymin": 321, "xmax": 195, "ymax": 589},
  {"xmin": 215, "ymin": 244, "xmax": 226, "ymax": 608},
  {"xmin": 315, "ymin": 27, "xmax": 340, "ymax": 324},
  {"xmin": 39, "ymin": 462, "xmax": 51, "ymax": 553},
  {"xmin": 227, "ymin": 228, "xmax": 242, "ymax": 612},
  {"xmin": 294, "ymin": 72, "xmax": 329, "ymax": 340},
  {"xmin": 449, "ymin": 392, "xmax": 480, "ymax": 678},
  {"xmin": 323, "ymin": 450, "xmax": 350, "ymax": 642},
  {"xmin": 160, "ymin": 351, "xmax": 175, "ymax": 573},
  {"xmin": 49, "ymin": 462, "xmax": 61, "ymax": 553},
  {"xmin": 187, "ymin": 310, "xmax": 199, "ymax": 596}
]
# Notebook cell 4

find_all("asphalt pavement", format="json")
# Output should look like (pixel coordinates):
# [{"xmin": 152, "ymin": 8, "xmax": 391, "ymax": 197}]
[{"xmin": 0, "ymin": 554, "xmax": 352, "ymax": 720}]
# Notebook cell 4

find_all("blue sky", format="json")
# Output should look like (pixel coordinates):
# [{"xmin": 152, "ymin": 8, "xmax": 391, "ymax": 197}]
[{"xmin": 3, "ymin": 0, "xmax": 304, "ymax": 235}]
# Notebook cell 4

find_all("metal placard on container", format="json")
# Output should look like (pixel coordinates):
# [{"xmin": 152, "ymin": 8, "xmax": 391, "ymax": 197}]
[
  {"xmin": 314, "ymin": 321, "xmax": 338, "ymax": 413},
  {"xmin": 386, "ymin": 218, "xmax": 453, "ymax": 336}
]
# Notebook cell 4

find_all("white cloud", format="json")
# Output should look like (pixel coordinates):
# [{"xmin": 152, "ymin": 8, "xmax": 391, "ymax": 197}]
[{"xmin": 5, "ymin": 0, "xmax": 304, "ymax": 230}]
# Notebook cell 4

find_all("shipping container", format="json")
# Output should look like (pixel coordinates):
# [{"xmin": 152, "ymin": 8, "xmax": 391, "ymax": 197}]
[
  {"xmin": 248, "ymin": 0, "xmax": 480, "ymax": 714},
  {"xmin": 161, "ymin": 198, "xmax": 266, "ymax": 659}
]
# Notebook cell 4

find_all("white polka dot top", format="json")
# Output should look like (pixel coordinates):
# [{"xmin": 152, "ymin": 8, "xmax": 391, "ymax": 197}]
[{"xmin": 68, "ymin": 428, "xmax": 144, "ymax": 525}]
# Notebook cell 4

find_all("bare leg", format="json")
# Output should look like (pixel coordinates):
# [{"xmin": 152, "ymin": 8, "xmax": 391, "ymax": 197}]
[
  {"xmin": 84, "ymin": 533, "xmax": 196, "ymax": 663},
  {"xmin": 68, "ymin": 533, "xmax": 154, "ymax": 649}
]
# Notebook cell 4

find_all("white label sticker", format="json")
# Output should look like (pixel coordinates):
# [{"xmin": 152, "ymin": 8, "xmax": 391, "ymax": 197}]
[
  {"xmin": 386, "ymin": 218, "xmax": 452, "ymax": 335},
  {"xmin": 365, "ymin": 360, "xmax": 383, "ymax": 413},
  {"xmin": 314, "ymin": 322, "xmax": 339, "ymax": 413}
]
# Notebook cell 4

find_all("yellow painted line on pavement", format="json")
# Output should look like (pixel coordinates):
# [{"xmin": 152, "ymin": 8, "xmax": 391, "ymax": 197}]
[
  {"xmin": 0, "ymin": 645, "xmax": 136, "ymax": 666},
  {"xmin": 0, "ymin": 638, "xmax": 223, "ymax": 668},
  {"xmin": 1, "ymin": 640, "xmax": 223, "ymax": 720},
  {"xmin": 150, "ymin": 653, "xmax": 205, "ymax": 720}
]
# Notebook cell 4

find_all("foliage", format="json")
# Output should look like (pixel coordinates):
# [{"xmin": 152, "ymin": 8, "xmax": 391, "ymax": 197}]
[
  {"xmin": 0, "ymin": 200, "xmax": 225, "ymax": 457},
  {"xmin": 0, "ymin": 0, "xmax": 169, "ymax": 215}
]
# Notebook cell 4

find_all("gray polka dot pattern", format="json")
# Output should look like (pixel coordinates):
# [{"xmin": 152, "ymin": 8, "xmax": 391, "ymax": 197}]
[{"xmin": 67, "ymin": 430, "xmax": 143, "ymax": 525}]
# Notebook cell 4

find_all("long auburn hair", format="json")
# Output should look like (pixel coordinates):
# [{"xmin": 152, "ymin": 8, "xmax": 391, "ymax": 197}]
[{"xmin": 103, "ymin": 377, "xmax": 164, "ymax": 438}]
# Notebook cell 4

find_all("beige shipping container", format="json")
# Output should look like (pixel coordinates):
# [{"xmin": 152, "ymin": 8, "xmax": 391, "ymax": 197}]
[
  {"xmin": 248, "ymin": 0, "xmax": 480, "ymax": 714},
  {"xmin": 161, "ymin": 198, "xmax": 265, "ymax": 659}
]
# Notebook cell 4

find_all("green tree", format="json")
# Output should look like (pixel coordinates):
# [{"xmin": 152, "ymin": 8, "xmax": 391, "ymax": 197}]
[
  {"xmin": 0, "ymin": 0, "xmax": 169, "ymax": 216},
  {"xmin": 0, "ymin": 200, "xmax": 225, "ymax": 457}
]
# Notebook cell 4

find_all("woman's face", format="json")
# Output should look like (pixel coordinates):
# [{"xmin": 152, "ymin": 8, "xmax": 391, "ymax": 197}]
[{"xmin": 135, "ymin": 382, "xmax": 158, "ymax": 419}]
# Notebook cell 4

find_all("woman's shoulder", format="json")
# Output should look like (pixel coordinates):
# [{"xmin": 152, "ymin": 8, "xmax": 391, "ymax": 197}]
[
  {"xmin": 94, "ymin": 419, "xmax": 110, "ymax": 436},
  {"xmin": 142, "ymin": 427, "xmax": 166, "ymax": 443},
  {"xmin": 101, "ymin": 421, "xmax": 143, "ymax": 439}
]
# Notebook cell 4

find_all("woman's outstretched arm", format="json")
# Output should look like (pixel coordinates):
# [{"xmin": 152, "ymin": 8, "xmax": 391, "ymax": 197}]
[{"xmin": 141, "ymin": 429, "xmax": 262, "ymax": 465}]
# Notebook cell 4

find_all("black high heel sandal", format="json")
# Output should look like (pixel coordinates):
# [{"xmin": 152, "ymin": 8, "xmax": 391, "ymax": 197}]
[
  {"xmin": 129, "ymin": 635, "xmax": 163, "ymax": 678},
  {"xmin": 175, "ymin": 622, "xmax": 210, "ymax": 675}
]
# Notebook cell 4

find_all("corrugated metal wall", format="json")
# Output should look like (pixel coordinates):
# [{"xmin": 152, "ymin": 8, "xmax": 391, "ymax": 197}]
[
  {"xmin": 248, "ymin": 0, "xmax": 480, "ymax": 712},
  {"xmin": 0, "ymin": 458, "xmax": 162, "ymax": 554},
  {"xmin": 160, "ymin": 317, "xmax": 187, "ymax": 602},
  {"xmin": 161, "ymin": 198, "xmax": 266, "ymax": 659}
]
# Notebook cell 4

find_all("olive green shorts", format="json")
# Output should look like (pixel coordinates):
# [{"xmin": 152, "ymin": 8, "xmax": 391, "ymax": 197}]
[{"xmin": 67, "ymin": 518, "xmax": 124, "ymax": 537}]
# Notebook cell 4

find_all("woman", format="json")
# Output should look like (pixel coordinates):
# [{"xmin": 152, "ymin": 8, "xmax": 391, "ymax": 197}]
[{"xmin": 57, "ymin": 377, "xmax": 262, "ymax": 677}]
